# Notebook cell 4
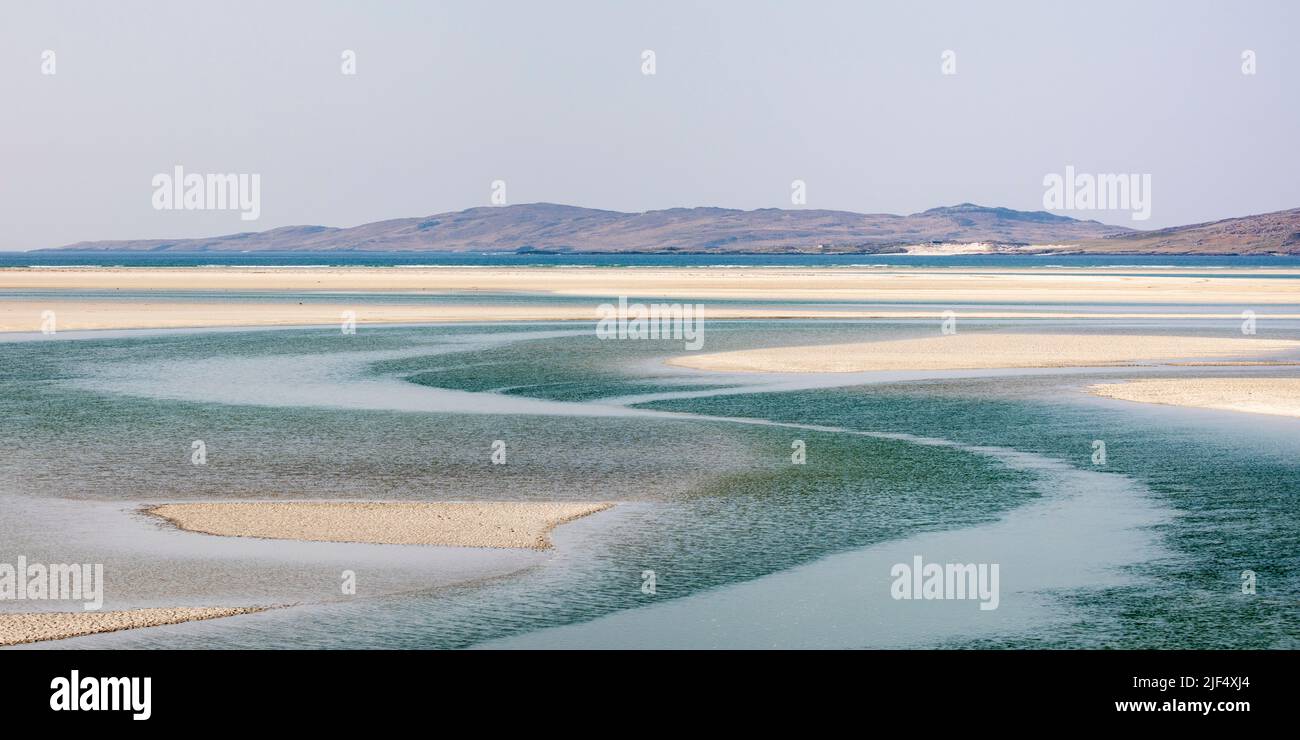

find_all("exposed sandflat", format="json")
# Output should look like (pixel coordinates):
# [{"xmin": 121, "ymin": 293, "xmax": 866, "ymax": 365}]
[
  {"xmin": 4, "ymin": 299, "xmax": 1297, "ymax": 333},
  {"xmin": 1090, "ymin": 378, "xmax": 1300, "ymax": 417},
  {"xmin": 667, "ymin": 334, "xmax": 1300, "ymax": 373},
  {"xmin": 0, "ymin": 300, "xmax": 610, "ymax": 332},
  {"xmin": 4, "ymin": 266, "xmax": 1298, "ymax": 332},
  {"xmin": 0, "ymin": 606, "xmax": 265, "ymax": 647},
  {"xmin": 147, "ymin": 501, "xmax": 613, "ymax": 549},
  {"xmin": 3, "ymin": 266, "xmax": 1299, "ymax": 303}
]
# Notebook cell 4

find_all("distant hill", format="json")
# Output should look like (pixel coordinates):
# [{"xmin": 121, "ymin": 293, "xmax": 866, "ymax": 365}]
[
  {"xmin": 42, "ymin": 203, "xmax": 1132, "ymax": 254},
  {"xmin": 1075, "ymin": 207, "xmax": 1300, "ymax": 254},
  {"xmin": 41, "ymin": 202, "xmax": 1300, "ymax": 255}
]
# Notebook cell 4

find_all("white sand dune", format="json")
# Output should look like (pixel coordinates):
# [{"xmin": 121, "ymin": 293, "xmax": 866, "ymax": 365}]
[
  {"xmin": 147, "ymin": 501, "xmax": 614, "ymax": 549},
  {"xmin": 668, "ymin": 333, "xmax": 1300, "ymax": 374},
  {"xmin": 1090, "ymin": 378, "xmax": 1300, "ymax": 417}
]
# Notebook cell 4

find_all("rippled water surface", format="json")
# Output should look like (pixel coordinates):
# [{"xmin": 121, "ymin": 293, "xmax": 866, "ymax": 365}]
[{"xmin": 2, "ymin": 314, "xmax": 1297, "ymax": 648}]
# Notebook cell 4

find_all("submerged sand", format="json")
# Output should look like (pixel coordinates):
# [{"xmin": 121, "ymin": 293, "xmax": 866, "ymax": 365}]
[
  {"xmin": 0, "ymin": 606, "xmax": 266, "ymax": 647},
  {"xmin": 147, "ymin": 501, "xmax": 613, "ymax": 549},
  {"xmin": 668, "ymin": 334, "xmax": 1300, "ymax": 373},
  {"xmin": 1090, "ymin": 378, "xmax": 1300, "ymax": 418}
]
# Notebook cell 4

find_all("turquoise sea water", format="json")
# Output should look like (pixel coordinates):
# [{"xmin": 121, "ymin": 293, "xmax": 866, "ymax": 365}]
[{"xmin": 1, "ymin": 297, "xmax": 1298, "ymax": 648}]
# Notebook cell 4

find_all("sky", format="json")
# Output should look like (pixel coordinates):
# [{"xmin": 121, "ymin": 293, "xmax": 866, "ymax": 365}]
[{"xmin": 1, "ymin": 0, "xmax": 1297, "ymax": 249}]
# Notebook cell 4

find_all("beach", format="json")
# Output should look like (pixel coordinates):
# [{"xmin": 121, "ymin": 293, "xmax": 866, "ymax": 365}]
[
  {"xmin": 3, "ymin": 266, "xmax": 1299, "ymax": 303},
  {"xmin": 3, "ymin": 266, "xmax": 1299, "ymax": 332}
]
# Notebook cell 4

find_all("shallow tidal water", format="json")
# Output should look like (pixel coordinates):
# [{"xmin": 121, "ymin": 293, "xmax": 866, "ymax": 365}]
[{"xmin": 2, "ymin": 310, "xmax": 1298, "ymax": 649}]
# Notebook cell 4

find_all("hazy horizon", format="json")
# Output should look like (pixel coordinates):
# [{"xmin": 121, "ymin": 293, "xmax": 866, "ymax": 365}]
[{"xmin": 3, "ymin": 0, "xmax": 1297, "ymax": 250}]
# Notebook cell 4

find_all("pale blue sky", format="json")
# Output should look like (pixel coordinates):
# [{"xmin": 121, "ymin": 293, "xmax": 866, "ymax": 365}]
[{"xmin": 1, "ymin": 0, "xmax": 1296, "ymax": 248}]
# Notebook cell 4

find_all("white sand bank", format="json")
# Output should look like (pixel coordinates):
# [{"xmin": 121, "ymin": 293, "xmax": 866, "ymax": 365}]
[
  {"xmin": 0, "ymin": 606, "xmax": 266, "ymax": 647},
  {"xmin": 1089, "ymin": 378, "xmax": 1300, "ymax": 417},
  {"xmin": 147, "ymin": 501, "xmax": 614, "ymax": 549},
  {"xmin": 668, "ymin": 334, "xmax": 1300, "ymax": 373}
]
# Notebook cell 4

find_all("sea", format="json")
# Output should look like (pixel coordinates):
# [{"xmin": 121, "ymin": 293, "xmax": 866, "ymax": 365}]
[{"xmin": 1, "ymin": 252, "xmax": 1297, "ymax": 649}]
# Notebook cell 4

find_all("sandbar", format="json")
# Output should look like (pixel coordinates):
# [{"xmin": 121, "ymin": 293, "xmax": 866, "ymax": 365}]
[
  {"xmin": 667, "ymin": 334, "xmax": 1300, "ymax": 373},
  {"xmin": 3, "ymin": 266, "xmax": 1298, "ymax": 303},
  {"xmin": 0, "ymin": 606, "xmax": 266, "ymax": 647},
  {"xmin": 146, "ymin": 501, "xmax": 613, "ymax": 549},
  {"xmin": 1089, "ymin": 378, "xmax": 1300, "ymax": 417},
  {"xmin": 4, "ymin": 299, "xmax": 1296, "ymax": 333}
]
